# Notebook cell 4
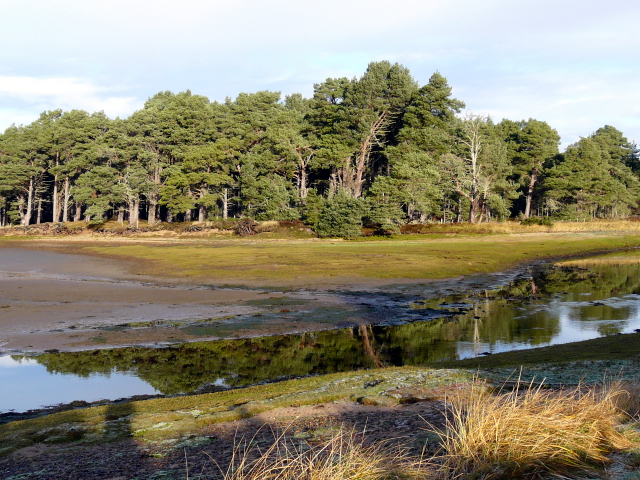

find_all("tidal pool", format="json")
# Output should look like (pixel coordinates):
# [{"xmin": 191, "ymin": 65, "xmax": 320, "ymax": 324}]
[{"xmin": 3, "ymin": 252, "xmax": 640, "ymax": 413}]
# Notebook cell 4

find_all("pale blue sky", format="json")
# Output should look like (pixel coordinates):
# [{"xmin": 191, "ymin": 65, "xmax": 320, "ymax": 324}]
[{"xmin": 1, "ymin": 0, "xmax": 638, "ymax": 148}]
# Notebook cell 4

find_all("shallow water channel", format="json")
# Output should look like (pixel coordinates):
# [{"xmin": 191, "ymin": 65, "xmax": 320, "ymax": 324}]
[{"xmin": 3, "ymin": 252, "xmax": 640, "ymax": 413}]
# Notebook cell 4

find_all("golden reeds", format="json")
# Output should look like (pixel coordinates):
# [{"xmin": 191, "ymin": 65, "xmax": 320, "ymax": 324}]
[
  {"xmin": 215, "ymin": 427, "xmax": 426, "ymax": 480},
  {"xmin": 434, "ymin": 381, "xmax": 634, "ymax": 479}
]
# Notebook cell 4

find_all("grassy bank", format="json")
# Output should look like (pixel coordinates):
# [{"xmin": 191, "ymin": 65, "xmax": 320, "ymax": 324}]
[
  {"xmin": 0, "ymin": 367, "xmax": 473, "ymax": 456},
  {"xmin": 12, "ymin": 230, "xmax": 640, "ymax": 287}
]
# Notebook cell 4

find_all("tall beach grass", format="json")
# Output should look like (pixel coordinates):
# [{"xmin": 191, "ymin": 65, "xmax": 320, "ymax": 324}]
[
  {"xmin": 433, "ymin": 381, "xmax": 634, "ymax": 479},
  {"xmin": 215, "ymin": 427, "xmax": 425, "ymax": 480}
]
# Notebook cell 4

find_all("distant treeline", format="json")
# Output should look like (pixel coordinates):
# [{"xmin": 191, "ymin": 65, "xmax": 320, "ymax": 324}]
[{"xmin": 0, "ymin": 61, "xmax": 638, "ymax": 236}]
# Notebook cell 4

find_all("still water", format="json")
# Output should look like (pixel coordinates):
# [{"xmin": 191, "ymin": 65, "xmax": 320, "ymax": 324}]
[{"xmin": 3, "ymin": 253, "xmax": 640, "ymax": 413}]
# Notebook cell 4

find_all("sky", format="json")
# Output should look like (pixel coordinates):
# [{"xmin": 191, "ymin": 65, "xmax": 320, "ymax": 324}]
[{"xmin": 1, "ymin": 0, "xmax": 638, "ymax": 149}]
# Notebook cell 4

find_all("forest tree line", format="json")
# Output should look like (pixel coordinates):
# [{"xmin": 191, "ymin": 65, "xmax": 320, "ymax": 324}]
[{"xmin": 0, "ymin": 61, "xmax": 638, "ymax": 235}]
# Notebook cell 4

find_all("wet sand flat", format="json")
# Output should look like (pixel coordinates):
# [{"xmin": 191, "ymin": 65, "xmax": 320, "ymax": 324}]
[
  {"xmin": 0, "ymin": 248, "xmax": 281, "ymax": 352},
  {"xmin": 0, "ymin": 247, "xmax": 399, "ymax": 353}
]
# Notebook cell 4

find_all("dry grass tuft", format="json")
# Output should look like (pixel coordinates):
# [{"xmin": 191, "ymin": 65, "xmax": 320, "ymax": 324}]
[
  {"xmin": 254, "ymin": 221, "xmax": 281, "ymax": 233},
  {"xmin": 214, "ymin": 427, "xmax": 426, "ymax": 480},
  {"xmin": 433, "ymin": 381, "xmax": 634, "ymax": 479},
  {"xmin": 612, "ymin": 381, "xmax": 640, "ymax": 419}
]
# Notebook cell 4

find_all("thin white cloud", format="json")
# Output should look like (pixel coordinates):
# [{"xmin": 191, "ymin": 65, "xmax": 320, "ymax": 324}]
[{"xmin": 0, "ymin": 76, "xmax": 141, "ymax": 126}]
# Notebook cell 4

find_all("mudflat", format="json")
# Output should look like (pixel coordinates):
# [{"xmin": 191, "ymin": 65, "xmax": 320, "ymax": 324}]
[{"xmin": 0, "ymin": 248, "xmax": 286, "ymax": 352}]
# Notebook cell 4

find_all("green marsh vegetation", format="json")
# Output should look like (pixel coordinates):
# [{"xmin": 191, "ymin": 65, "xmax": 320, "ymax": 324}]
[{"xmin": 75, "ymin": 231, "xmax": 640, "ymax": 285}]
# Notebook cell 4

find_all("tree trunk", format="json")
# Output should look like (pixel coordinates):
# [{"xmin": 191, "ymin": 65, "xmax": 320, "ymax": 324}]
[
  {"xmin": 166, "ymin": 209, "xmax": 173, "ymax": 223},
  {"xmin": 36, "ymin": 196, "xmax": 42, "ymax": 225},
  {"xmin": 21, "ymin": 179, "xmax": 34, "ymax": 226},
  {"xmin": 185, "ymin": 209, "xmax": 192, "ymax": 222},
  {"xmin": 52, "ymin": 175, "xmax": 59, "ymax": 223},
  {"xmin": 147, "ymin": 164, "xmax": 162, "ymax": 226},
  {"xmin": 62, "ymin": 175, "xmax": 70, "ymax": 223},
  {"xmin": 299, "ymin": 166, "xmax": 308, "ymax": 199},
  {"xmin": 147, "ymin": 196, "xmax": 157, "ymax": 226},
  {"xmin": 128, "ymin": 198, "xmax": 139, "ymax": 229},
  {"xmin": 133, "ymin": 199, "xmax": 139, "ymax": 228},
  {"xmin": 73, "ymin": 202, "xmax": 82, "ymax": 222},
  {"xmin": 198, "ymin": 205, "xmax": 206, "ymax": 223},
  {"xmin": 222, "ymin": 189, "xmax": 228, "ymax": 220},
  {"xmin": 117, "ymin": 207, "xmax": 124, "ymax": 224},
  {"xmin": 524, "ymin": 169, "xmax": 538, "ymax": 218},
  {"xmin": 295, "ymin": 148, "xmax": 311, "ymax": 200},
  {"xmin": 353, "ymin": 112, "xmax": 388, "ymax": 198},
  {"xmin": 469, "ymin": 197, "xmax": 480, "ymax": 224}
]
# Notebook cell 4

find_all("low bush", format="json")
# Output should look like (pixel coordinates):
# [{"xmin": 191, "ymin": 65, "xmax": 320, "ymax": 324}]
[
  {"xmin": 521, "ymin": 216, "xmax": 554, "ymax": 227},
  {"xmin": 314, "ymin": 191, "xmax": 365, "ymax": 239}
]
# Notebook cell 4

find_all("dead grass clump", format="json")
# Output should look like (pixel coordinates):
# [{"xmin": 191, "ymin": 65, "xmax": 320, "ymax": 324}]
[
  {"xmin": 216, "ymin": 427, "xmax": 425, "ymax": 480},
  {"xmin": 612, "ymin": 382, "xmax": 640, "ymax": 419},
  {"xmin": 254, "ymin": 221, "xmax": 280, "ymax": 233},
  {"xmin": 434, "ymin": 381, "xmax": 634, "ymax": 479},
  {"xmin": 401, "ymin": 219, "xmax": 640, "ymax": 236}
]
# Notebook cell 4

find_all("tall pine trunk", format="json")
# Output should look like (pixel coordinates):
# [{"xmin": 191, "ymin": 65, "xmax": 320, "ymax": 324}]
[
  {"xmin": 62, "ymin": 175, "xmax": 70, "ymax": 223},
  {"xmin": 469, "ymin": 197, "xmax": 480, "ymax": 224},
  {"xmin": 299, "ymin": 167, "xmax": 308, "ymax": 199},
  {"xmin": 222, "ymin": 189, "xmax": 228, "ymax": 220},
  {"xmin": 73, "ymin": 202, "xmax": 82, "ymax": 222},
  {"xmin": 353, "ymin": 111, "xmax": 388, "ymax": 198},
  {"xmin": 128, "ymin": 198, "xmax": 139, "ymax": 229},
  {"xmin": 36, "ymin": 196, "xmax": 42, "ymax": 224},
  {"xmin": 52, "ymin": 175, "xmax": 60, "ymax": 222},
  {"xmin": 147, "ymin": 196, "xmax": 157, "ymax": 226},
  {"xmin": 524, "ymin": 170, "xmax": 538, "ymax": 218},
  {"xmin": 21, "ymin": 179, "xmax": 35, "ymax": 226}
]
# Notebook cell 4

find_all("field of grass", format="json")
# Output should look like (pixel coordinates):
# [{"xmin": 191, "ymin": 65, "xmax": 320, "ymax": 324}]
[
  {"xmin": 39, "ymin": 231, "xmax": 640, "ymax": 287},
  {"xmin": 4, "ymin": 220, "xmax": 640, "ymax": 286}
]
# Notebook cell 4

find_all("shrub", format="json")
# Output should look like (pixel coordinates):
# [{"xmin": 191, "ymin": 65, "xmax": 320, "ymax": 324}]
[
  {"xmin": 521, "ymin": 216, "xmax": 554, "ymax": 226},
  {"xmin": 314, "ymin": 191, "xmax": 365, "ymax": 239}
]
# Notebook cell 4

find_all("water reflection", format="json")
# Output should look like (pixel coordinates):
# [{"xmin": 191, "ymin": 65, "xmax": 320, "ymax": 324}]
[
  {"xmin": 0, "ymin": 356, "xmax": 158, "ymax": 412},
  {"xmin": 4, "ymin": 257, "xmax": 640, "ymax": 412}
]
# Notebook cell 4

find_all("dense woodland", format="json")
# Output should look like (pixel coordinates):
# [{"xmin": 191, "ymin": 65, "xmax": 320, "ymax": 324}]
[{"xmin": 1, "ymin": 61, "xmax": 638, "ymax": 236}]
